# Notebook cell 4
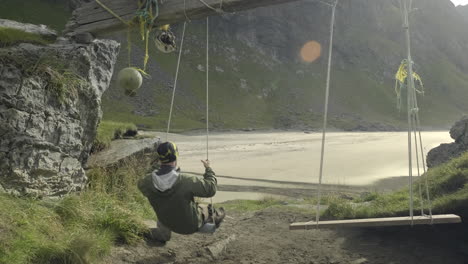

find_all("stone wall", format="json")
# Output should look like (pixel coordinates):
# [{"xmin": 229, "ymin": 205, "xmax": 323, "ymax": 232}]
[{"xmin": 0, "ymin": 21, "xmax": 119, "ymax": 196}]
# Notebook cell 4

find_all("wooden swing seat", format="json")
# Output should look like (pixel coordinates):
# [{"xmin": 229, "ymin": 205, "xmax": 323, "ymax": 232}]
[{"xmin": 289, "ymin": 214, "xmax": 462, "ymax": 230}]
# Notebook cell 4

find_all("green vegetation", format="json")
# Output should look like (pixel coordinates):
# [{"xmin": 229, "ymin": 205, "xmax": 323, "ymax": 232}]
[
  {"xmin": 0, "ymin": 27, "xmax": 52, "ymax": 47},
  {"xmin": 322, "ymin": 151, "xmax": 468, "ymax": 220},
  {"xmin": 0, "ymin": 49, "xmax": 86, "ymax": 104},
  {"xmin": 0, "ymin": 0, "xmax": 70, "ymax": 31},
  {"xmin": 222, "ymin": 152, "xmax": 468, "ymax": 221},
  {"xmin": 222, "ymin": 197, "xmax": 287, "ymax": 212},
  {"xmin": 102, "ymin": 23, "xmax": 465, "ymax": 132},
  {"xmin": 0, "ymin": 157, "xmax": 155, "ymax": 264},
  {"xmin": 93, "ymin": 121, "xmax": 138, "ymax": 152}
]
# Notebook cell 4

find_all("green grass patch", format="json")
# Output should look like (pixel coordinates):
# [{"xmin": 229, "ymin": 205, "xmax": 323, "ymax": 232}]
[
  {"xmin": 222, "ymin": 197, "xmax": 289, "ymax": 212},
  {"xmin": 0, "ymin": 27, "xmax": 52, "ymax": 47},
  {"xmin": 0, "ymin": 0, "xmax": 71, "ymax": 31},
  {"xmin": 93, "ymin": 121, "xmax": 138, "ymax": 152},
  {"xmin": 322, "ymin": 151, "xmax": 468, "ymax": 220},
  {"xmin": 0, "ymin": 156, "xmax": 156, "ymax": 264},
  {"xmin": 0, "ymin": 49, "xmax": 85, "ymax": 104}
]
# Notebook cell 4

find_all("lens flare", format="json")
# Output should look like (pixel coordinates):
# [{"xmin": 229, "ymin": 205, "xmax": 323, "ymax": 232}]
[{"xmin": 300, "ymin": 41, "xmax": 322, "ymax": 63}]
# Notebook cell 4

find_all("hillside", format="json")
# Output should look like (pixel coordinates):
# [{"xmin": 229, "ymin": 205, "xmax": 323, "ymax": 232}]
[
  {"xmin": 2, "ymin": 0, "xmax": 468, "ymax": 131},
  {"xmin": 101, "ymin": 0, "xmax": 468, "ymax": 131}
]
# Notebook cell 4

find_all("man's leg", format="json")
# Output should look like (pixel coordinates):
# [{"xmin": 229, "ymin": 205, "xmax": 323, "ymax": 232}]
[
  {"xmin": 150, "ymin": 221, "xmax": 172, "ymax": 242},
  {"xmin": 197, "ymin": 204, "xmax": 216, "ymax": 233},
  {"xmin": 197, "ymin": 204, "xmax": 226, "ymax": 233}
]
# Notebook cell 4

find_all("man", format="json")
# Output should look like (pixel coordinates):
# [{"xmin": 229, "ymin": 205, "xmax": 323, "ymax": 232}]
[{"xmin": 138, "ymin": 141, "xmax": 225, "ymax": 243}]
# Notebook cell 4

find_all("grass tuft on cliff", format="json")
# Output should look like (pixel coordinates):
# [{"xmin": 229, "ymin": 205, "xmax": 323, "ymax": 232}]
[
  {"xmin": 0, "ymin": 157, "xmax": 155, "ymax": 264},
  {"xmin": 0, "ymin": 27, "xmax": 52, "ymax": 47},
  {"xmin": 322, "ymin": 151, "xmax": 468, "ymax": 220},
  {"xmin": 93, "ymin": 121, "xmax": 138, "ymax": 152},
  {"xmin": 0, "ymin": 49, "xmax": 85, "ymax": 104}
]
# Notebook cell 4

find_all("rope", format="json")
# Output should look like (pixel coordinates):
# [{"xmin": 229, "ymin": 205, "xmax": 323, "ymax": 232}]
[
  {"xmin": 206, "ymin": 17, "xmax": 210, "ymax": 162},
  {"xmin": 416, "ymin": 113, "xmax": 434, "ymax": 222},
  {"xmin": 198, "ymin": 0, "xmax": 225, "ymax": 13},
  {"xmin": 95, "ymin": 0, "xmax": 131, "ymax": 25},
  {"xmin": 183, "ymin": 0, "xmax": 191, "ymax": 21},
  {"xmin": 95, "ymin": 0, "xmax": 152, "ymax": 74},
  {"xmin": 166, "ymin": 22, "xmax": 187, "ymax": 140},
  {"xmin": 412, "ymin": 81, "xmax": 434, "ymax": 222},
  {"xmin": 315, "ymin": 0, "xmax": 338, "ymax": 227},
  {"xmin": 205, "ymin": 17, "xmax": 217, "ymax": 226},
  {"xmin": 402, "ymin": 0, "xmax": 414, "ymax": 225},
  {"xmin": 395, "ymin": 0, "xmax": 433, "ymax": 224},
  {"xmin": 412, "ymin": 112, "xmax": 425, "ymax": 215}
]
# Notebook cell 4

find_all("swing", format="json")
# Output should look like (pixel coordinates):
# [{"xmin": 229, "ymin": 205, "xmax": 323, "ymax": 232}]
[
  {"xmin": 290, "ymin": 0, "xmax": 461, "ymax": 230},
  {"xmin": 165, "ymin": 18, "xmax": 220, "ymax": 233}
]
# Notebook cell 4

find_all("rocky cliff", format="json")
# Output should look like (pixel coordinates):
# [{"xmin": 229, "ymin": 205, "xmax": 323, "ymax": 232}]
[
  {"xmin": 427, "ymin": 117, "xmax": 468, "ymax": 168},
  {"xmin": 0, "ymin": 20, "xmax": 119, "ymax": 196}
]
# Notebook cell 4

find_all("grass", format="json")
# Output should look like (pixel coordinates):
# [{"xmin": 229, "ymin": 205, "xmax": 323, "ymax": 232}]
[
  {"xmin": 0, "ymin": 156, "xmax": 156, "ymax": 264},
  {"xmin": 321, "ymin": 151, "xmax": 468, "ymax": 220},
  {"xmin": 221, "ymin": 152, "xmax": 468, "ymax": 221},
  {"xmin": 0, "ymin": 27, "xmax": 53, "ymax": 47},
  {"xmin": 0, "ymin": 0, "xmax": 71, "ymax": 31},
  {"xmin": 0, "ymin": 49, "xmax": 85, "ymax": 104},
  {"xmin": 93, "ymin": 121, "xmax": 138, "ymax": 152},
  {"xmin": 222, "ymin": 197, "xmax": 287, "ymax": 212}
]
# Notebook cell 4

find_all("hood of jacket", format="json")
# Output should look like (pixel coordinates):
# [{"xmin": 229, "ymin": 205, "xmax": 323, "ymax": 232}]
[{"xmin": 151, "ymin": 166, "xmax": 180, "ymax": 193}]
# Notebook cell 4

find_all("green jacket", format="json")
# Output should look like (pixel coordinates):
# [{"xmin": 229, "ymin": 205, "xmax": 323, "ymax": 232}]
[{"xmin": 138, "ymin": 166, "xmax": 217, "ymax": 234}]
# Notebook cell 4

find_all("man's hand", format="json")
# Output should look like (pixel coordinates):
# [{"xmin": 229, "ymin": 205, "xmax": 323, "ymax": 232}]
[{"xmin": 201, "ymin": 159, "xmax": 210, "ymax": 168}]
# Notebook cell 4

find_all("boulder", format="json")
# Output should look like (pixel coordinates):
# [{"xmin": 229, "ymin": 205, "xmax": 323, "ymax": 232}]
[
  {"xmin": 0, "ymin": 22, "xmax": 119, "ymax": 196},
  {"xmin": 427, "ymin": 117, "xmax": 468, "ymax": 168},
  {"xmin": 449, "ymin": 117, "xmax": 468, "ymax": 145}
]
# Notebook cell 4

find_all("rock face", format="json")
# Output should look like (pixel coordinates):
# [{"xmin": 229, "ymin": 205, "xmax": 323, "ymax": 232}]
[
  {"xmin": 0, "ymin": 21, "xmax": 119, "ymax": 196},
  {"xmin": 427, "ymin": 117, "xmax": 468, "ymax": 168}
]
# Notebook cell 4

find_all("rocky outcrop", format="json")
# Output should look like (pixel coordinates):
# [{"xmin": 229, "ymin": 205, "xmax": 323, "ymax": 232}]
[
  {"xmin": 0, "ymin": 21, "xmax": 119, "ymax": 196},
  {"xmin": 427, "ymin": 117, "xmax": 468, "ymax": 168}
]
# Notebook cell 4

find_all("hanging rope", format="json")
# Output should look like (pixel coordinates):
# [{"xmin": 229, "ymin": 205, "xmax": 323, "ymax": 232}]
[
  {"xmin": 94, "ymin": 0, "xmax": 156, "ymax": 74},
  {"xmin": 205, "ymin": 17, "xmax": 217, "ymax": 225},
  {"xmin": 411, "ymin": 80, "xmax": 434, "ymax": 222},
  {"xmin": 166, "ymin": 22, "xmax": 187, "ymax": 140},
  {"xmin": 198, "ymin": 0, "xmax": 225, "ymax": 13},
  {"xmin": 394, "ymin": 0, "xmax": 433, "ymax": 224},
  {"xmin": 206, "ymin": 17, "xmax": 210, "ymax": 162},
  {"xmin": 95, "ymin": 0, "xmax": 131, "ymax": 26},
  {"xmin": 315, "ymin": 0, "xmax": 338, "ymax": 227},
  {"xmin": 412, "ymin": 113, "xmax": 425, "ymax": 216},
  {"xmin": 402, "ymin": 0, "xmax": 415, "ymax": 225},
  {"xmin": 183, "ymin": 0, "xmax": 192, "ymax": 22}
]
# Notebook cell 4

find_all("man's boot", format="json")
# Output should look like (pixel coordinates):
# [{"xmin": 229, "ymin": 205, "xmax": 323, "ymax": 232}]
[{"xmin": 208, "ymin": 204, "xmax": 226, "ymax": 228}]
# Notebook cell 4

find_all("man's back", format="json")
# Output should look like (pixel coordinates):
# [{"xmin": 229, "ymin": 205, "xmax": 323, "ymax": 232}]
[{"xmin": 138, "ymin": 166, "xmax": 217, "ymax": 234}]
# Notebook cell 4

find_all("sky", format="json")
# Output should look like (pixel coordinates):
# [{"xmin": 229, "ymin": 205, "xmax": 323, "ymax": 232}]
[{"xmin": 452, "ymin": 0, "xmax": 468, "ymax": 6}]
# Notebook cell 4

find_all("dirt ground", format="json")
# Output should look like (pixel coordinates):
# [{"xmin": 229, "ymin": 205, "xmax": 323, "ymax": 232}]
[{"xmin": 103, "ymin": 206, "xmax": 467, "ymax": 264}]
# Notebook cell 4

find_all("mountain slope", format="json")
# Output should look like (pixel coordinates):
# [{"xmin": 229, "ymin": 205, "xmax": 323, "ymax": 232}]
[{"xmin": 100, "ymin": 0, "xmax": 468, "ymax": 131}]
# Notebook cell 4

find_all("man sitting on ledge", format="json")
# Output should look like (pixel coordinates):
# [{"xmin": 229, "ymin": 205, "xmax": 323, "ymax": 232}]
[{"xmin": 138, "ymin": 142, "xmax": 225, "ymax": 243}]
